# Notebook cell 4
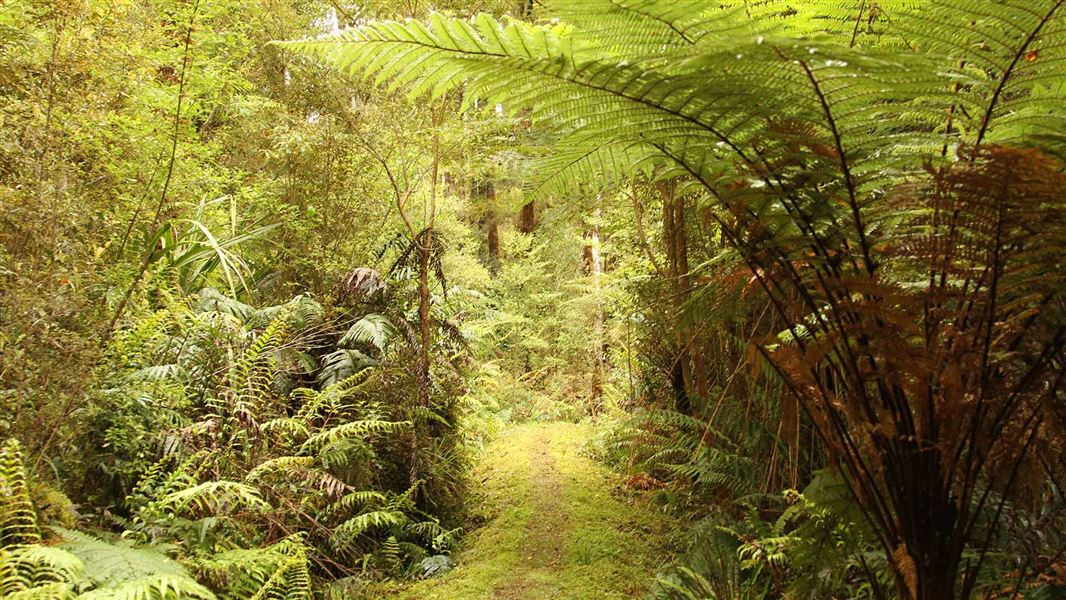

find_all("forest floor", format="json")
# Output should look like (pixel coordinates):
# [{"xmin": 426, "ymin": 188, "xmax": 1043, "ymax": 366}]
[{"xmin": 374, "ymin": 421, "xmax": 678, "ymax": 599}]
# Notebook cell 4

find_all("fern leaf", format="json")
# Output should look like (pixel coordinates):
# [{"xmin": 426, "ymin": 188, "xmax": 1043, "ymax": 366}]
[
  {"xmin": 299, "ymin": 420, "xmax": 410, "ymax": 455},
  {"xmin": 161, "ymin": 481, "xmax": 271, "ymax": 515},
  {"xmin": 0, "ymin": 439, "xmax": 40, "ymax": 547},
  {"xmin": 75, "ymin": 574, "xmax": 216, "ymax": 600}
]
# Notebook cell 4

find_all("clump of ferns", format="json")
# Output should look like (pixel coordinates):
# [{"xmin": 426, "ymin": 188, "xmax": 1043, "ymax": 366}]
[
  {"xmin": 323, "ymin": 482, "xmax": 461, "ymax": 579},
  {"xmin": 2, "ymin": 439, "xmax": 219, "ymax": 599},
  {"xmin": 612, "ymin": 409, "xmax": 755, "ymax": 512},
  {"xmin": 651, "ymin": 474, "xmax": 888, "ymax": 600},
  {"xmin": 195, "ymin": 534, "xmax": 313, "ymax": 599}
]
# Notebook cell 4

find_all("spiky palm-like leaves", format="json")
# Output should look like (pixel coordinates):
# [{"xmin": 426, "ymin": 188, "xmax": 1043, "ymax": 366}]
[{"xmin": 282, "ymin": 2, "xmax": 1066, "ymax": 597}]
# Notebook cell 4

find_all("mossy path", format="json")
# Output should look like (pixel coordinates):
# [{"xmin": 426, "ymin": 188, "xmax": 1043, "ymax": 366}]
[{"xmin": 376, "ymin": 422, "xmax": 677, "ymax": 599}]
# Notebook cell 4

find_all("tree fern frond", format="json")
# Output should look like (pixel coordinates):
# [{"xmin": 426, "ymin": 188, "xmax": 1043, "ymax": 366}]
[
  {"xmin": 899, "ymin": 0, "xmax": 1066, "ymax": 153},
  {"xmin": 195, "ymin": 288, "xmax": 254, "ymax": 322},
  {"xmin": 248, "ymin": 295, "xmax": 324, "ymax": 331},
  {"xmin": 316, "ymin": 350, "xmax": 378, "ymax": 388},
  {"xmin": 4, "ymin": 581, "xmax": 75, "ymax": 599},
  {"xmin": 52, "ymin": 528, "xmax": 206, "ymax": 596},
  {"xmin": 546, "ymin": 0, "xmax": 768, "ymax": 57}
]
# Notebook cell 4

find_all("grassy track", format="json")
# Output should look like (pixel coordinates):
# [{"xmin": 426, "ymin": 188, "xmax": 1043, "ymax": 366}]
[{"xmin": 374, "ymin": 422, "xmax": 677, "ymax": 599}]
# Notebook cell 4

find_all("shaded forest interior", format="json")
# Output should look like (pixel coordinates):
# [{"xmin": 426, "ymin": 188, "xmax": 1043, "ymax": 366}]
[{"xmin": 1, "ymin": 1, "xmax": 1065, "ymax": 599}]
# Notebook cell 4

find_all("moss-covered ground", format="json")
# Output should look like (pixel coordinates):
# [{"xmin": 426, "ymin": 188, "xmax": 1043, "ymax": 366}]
[{"xmin": 374, "ymin": 422, "xmax": 677, "ymax": 599}]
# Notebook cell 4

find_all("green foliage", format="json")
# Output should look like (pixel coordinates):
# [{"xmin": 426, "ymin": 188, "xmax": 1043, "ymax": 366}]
[
  {"xmin": 6, "ymin": 0, "xmax": 1064, "ymax": 598},
  {"xmin": 1, "ymin": 439, "xmax": 40, "ymax": 547},
  {"xmin": 197, "ymin": 536, "xmax": 312, "ymax": 600},
  {"xmin": 287, "ymin": 1, "xmax": 1066, "ymax": 596},
  {"xmin": 88, "ymin": 288, "xmax": 465, "ymax": 591}
]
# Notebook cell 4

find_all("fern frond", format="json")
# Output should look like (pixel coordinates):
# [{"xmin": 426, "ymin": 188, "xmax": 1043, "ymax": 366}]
[
  {"xmin": 161, "ymin": 481, "xmax": 270, "ymax": 515},
  {"xmin": 320, "ymin": 491, "xmax": 387, "ymax": 521},
  {"xmin": 0, "ymin": 439, "xmax": 40, "ymax": 547},
  {"xmin": 245, "ymin": 456, "xmax": 315, "ymax": 483},
  {"xmin": 75, "ymin": 574, "xmax": 216, "ymax": 600},
  {"xmin": 4, "ymin": 581, "xmax": 75, "ymax": 599},
  {"xmin": 298, "ymin": 420, "xmax": 411, "ymax": 455},
  {"xmin": 198, "ymin": 537, "xmax": 310, "ymax": 600},
  {"xmin": 0, "ymin": 545, "xmax": 82, "ymax": 596},
  {"xmin": 899, "ymin": 0, "xmax": 1066, "ymax": 153},
  {"xmin": 260, "ymin": 418, "xmax": 311, "ymax": 442},
  {"xmin": 332, "ymin": 510, "xmax": 406, "ymax": 543},
  {"xmin": 546, "ymin": 0, "xmax": 769, "ymax": 57},
  {"xmin": 338, "ymin": 314, "xmax": 395, "ymax": 352},
  {"xmin": 195, "ymin": 288, "xmax": 254, "ymax": 322},
  {"xmin": 294, "ymin": 369, "xmax": 375, "ymax": 421},
  {"xmin": 52, "ymin": 528, "xmax": 210, "ymax": 598}
]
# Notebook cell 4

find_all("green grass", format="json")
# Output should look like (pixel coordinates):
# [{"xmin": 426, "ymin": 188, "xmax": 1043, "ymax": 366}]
[{"xmin": 373, "ymin": 422, "xmax": 677, "ymax": 599}]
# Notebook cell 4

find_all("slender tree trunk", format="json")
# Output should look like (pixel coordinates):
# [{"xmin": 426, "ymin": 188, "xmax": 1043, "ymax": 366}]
[
  {"xmin": 587, "ymin": 200, "xmax": 605, "ymax": 413},
  {"xmin": 482, "ymin": 181, "xmax": 500, "ymax": 272},
  {"xmin": 658, "ymin": 181, "xmax": 707, "ymax": 412},
  {"xmin": 410, "ymin": 99, "xmax": 445, "ymax": 498},
  {"xmin": 104, "ymin": 0, "xmax": 200, "ymax": 340},
  {"xmin": 660, "ymin": 182, "xmax": 691, "ymax": 413},
  {"xmin": 487, "ymin": 215, "xmax": 500, "ymax": 271}
]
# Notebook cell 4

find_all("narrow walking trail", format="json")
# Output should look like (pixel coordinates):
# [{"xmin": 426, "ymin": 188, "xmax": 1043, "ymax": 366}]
[{"xmin": 377, "ymin": 422, "xmax": 677, "ymax": 599}]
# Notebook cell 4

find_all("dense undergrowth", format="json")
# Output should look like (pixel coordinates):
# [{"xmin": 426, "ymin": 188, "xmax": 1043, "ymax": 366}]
[{"xmin": 4, "ymin": 0, "xmax": 1066, "ymax": 598}]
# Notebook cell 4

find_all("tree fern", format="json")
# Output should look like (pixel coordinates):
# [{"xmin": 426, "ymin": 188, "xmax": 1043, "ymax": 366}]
[
  {"xmin": 337, "ymin": 314, "xmax": 395, "ymax": 353},
  {"xmin": 75, "ymin": 574, "xmax": 216, "ymax": 600},
  {"xmin": 283, "ymin": 2, "xmax": 1066, "ymax": 596}
]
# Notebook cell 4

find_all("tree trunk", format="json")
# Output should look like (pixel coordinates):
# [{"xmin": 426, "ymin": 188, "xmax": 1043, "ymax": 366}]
[
  {"xmin": 658, "ymin": 181, "xmax": 706, "ymax": 412},
  {"xmin": 518, "ymin": 200, "xmax": 536, "ymax": 233},
  {"xmin": 486, "ymin": 215, "xmax": 499, "ymax": 272},
  {"xmin": 482, "ymin": 181, "xmax": 499, "ymax": 273},
  {"xmin": 587, "ymin": 201, "xmax": 605, "ymax": 413}
]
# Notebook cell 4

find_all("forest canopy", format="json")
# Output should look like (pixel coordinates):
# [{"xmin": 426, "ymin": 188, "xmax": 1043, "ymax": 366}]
[{"xmin": 1, "ymin": 1, "xmax": 1064, "ymax": 599}]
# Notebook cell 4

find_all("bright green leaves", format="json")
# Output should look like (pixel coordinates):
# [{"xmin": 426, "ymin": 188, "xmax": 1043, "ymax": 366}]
[{"xmin": 278, "ymin": 14, "xmax": 572, "ymax": 100}]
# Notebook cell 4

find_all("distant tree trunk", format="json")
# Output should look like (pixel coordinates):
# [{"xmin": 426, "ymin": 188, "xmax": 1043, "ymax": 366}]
[
  {"xmin": 586, "ymin": 200, "xmax": 605, "ymax": 413},
  {"xmin": 660, "ymin": 182, "xmax": 689, "ymax": 413},
  {"xmin": 481, "ymin": 181, "xmax": 500, "ymax": 273},
  {"xmin": 658, "ymin": 181, "xmax": 706, "ymax": 412},
  {"xmin": 486, "ymin": 214, "xmax": 499, "ymax": 271},
  {"xmin": 517, "ymin": 200, "xmax": 536, "ymax": 233}
]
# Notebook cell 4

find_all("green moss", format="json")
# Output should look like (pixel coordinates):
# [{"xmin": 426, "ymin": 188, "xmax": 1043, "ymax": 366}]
[{"xmin": 373, "ymin": 422, "xmax": 677, "ymax": 599}]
